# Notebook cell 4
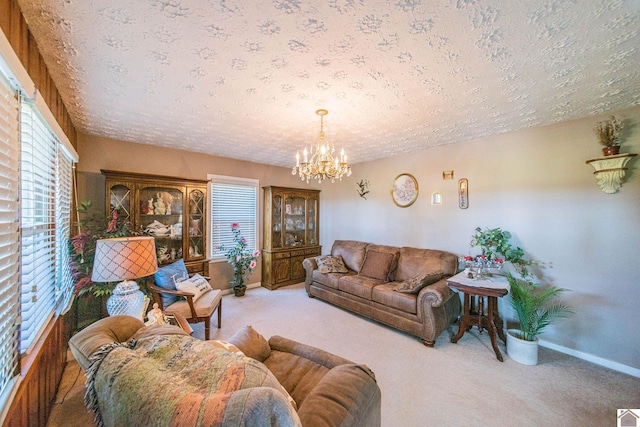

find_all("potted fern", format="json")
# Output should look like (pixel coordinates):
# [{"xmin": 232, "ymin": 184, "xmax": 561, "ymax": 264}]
[{"xmin": 505, "ymin": 273, "xmax": 573, "ymax": 365}]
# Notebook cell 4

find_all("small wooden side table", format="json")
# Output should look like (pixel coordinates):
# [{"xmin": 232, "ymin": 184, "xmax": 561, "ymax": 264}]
[{"xmin": 447, "ymin": 272, "xmax": 509, "ymax": 362}]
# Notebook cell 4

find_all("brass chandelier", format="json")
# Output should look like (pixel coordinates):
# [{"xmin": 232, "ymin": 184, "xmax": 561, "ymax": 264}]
[{"xmin": 292, "ymin": 109, "xmax": 352, "ymax": 183}]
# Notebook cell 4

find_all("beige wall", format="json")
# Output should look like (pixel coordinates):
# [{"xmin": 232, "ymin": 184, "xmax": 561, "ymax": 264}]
[
  {"xmin": 78, "ymin": 106, "xmax": 640, "ymax": 372},
  {"xmin": 321, "ymin": 106, "xmax": 640, "ymax": 372},
  {"xmin": 76, "ymin": 134, "xmax": 322, "ymax": 291}
]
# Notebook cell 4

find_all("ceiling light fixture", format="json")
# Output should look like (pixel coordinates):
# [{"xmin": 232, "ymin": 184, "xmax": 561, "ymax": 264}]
[{"xmin": 292, "ymin": 109, "xmax": 352, "ymax": 183}]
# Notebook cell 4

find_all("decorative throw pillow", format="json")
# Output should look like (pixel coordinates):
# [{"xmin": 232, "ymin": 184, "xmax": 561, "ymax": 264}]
[
  {"xmin": 226, "ymin": 325, "xmax": 272, "ymax": 362},
  {"xmin": 315, "ymin": 255, "xmax": 349, "ymax": 274},
  {"xmin": 393, "ymin": 271, "xmax": 444, "ymax": 294},
  {"xmin": 358, "ymin": 250, "xmax": 396, "ymax": 281},
  {"xmin": 174, "ymin": 273, "xmax": 212, "ymax": 302},
  {"xmin": 153, "ymin": 259, "xmax": 189, "ymax": 307}
]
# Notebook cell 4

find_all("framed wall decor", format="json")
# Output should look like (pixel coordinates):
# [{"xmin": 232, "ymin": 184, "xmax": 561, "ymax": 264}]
[
  {"xmin": 391, "ymin": 173, "xmax": 418, "ymax": 207},
  {"xmin": 458, "ymin": 178, "xmax": 469, "ymax": 209}
]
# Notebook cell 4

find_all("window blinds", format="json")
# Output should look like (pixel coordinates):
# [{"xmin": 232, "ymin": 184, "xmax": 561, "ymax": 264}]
[
  {"xmin": 0, "ymin": 70, "xmax": 21, "ymax": 414},
  {"xmin": 19, "ymin": 100, "xmax": 74, "ymax": 353},
  {"xmin": 56, "ymin": 152, "xmax": 73, "ymax": 314},
  {"xmin": 209, "ymin": 177, "xmax": 258, "ymax": 258}
]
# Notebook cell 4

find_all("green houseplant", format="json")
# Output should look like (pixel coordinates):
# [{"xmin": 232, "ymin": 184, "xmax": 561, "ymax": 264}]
[
  {"xmin": 470, "ymin": 226, "xmax": 572, "ymax": 364},
  {"xmin": 505, "ymin": 273, "xmax": 572, "ymax": 365},
  {"xmin": 220, "ymin": 223, "xmax": 259, "ymax": 297},
  {"xmin": 470, "ymin": 226, "xmax": 531, "ymax": 277}
]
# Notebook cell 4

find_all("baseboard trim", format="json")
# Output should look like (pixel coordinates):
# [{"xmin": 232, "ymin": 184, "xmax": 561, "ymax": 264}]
[{"xmin": 539, "ymin": 339, "xmax": 640, "ymax": 378}]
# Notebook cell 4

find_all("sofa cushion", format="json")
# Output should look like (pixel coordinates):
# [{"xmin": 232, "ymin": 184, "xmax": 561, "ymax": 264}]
[
  {"xmin": 226, "ymin": 325, "xmax": 272, "ymax": 362},
  {"xmin": 338, "ymin": 275, "xmax": 383, "ymax": 300},
  {"xmin": 359, "ymin": 250, "xmax": 396, "ymax": 281},
  {"xmin": 372, "ymin": 283, "xmax": 418, "ymax": 314},
  {"xmin": 315, "ymin": 255, "xmax": 349, "ymax": 274},
  {"xmin": 331, "ymin": 240, "xmax": 368, "ymax": 272},
  {"xmin": 312, "ymin": 270, "xmax": 346, "ymax": 289},
  {"xmin": 68, "ymin": 315, "xmax": 145, "ymax": 371},
  {"xmin": 393, "ymin": 271, "xmax": 443, "ymax": 294},
  {"xmin": 364, "ymin": 244, "xmax": 400, "ymax": 280},
  {"xmin": 395, "ymin": 247, "xmax": 457, "ymax": 281},
  {"xmin": 153, "ymin": 259, "xmax": 189, "ymax": 307}
]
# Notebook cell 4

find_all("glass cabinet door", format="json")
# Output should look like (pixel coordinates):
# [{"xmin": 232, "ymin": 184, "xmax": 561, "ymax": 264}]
[
  {"xmin": 307, "ymin": 195, "xmax": 318, "ymax": 246},
  {"xmin": 272, "ymin": 195, "xmax": 283, "ymax": 248},
  {"xmin": 187, "ymin": 188, "xmax": 206, "ymax": 261},
  {"xmin": 285, "ymin": 194, "xmax": 306, "ymax": 247},
  {"xmin": 108, "ymin": 183, "xmax": 132, "ymax": 223},
  {"xmin": 138, "ymin": 186, "xmax": 184, "ymax": 266}
]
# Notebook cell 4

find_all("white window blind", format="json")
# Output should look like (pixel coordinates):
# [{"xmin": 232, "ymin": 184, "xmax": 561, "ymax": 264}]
[
  {"xmin": 0, "ymin": 70, "xmax": 21, "ymax": 413},
  {"xmin": 56, "ymin": 152, "xmax": 73, "ymax": 313},
  {"xmin": 19, "ymin": 100, "xmax": 57, "ymax": 353},
  {"xmin": 209, "ymin": 176, "xmax": 258, "ymax": 258}
]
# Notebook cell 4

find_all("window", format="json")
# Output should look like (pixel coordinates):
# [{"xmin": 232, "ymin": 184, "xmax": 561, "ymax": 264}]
[
  {"xmin": 19, "ymin": 100, "xmax": 75, "ymax": 353},
  {"xmin": 0, "ymin": 66, "xmax": 21, "ymax": 415},
  {"xmin": 208, "ymin": 175, "xmax": 258, "ymax": 258}
]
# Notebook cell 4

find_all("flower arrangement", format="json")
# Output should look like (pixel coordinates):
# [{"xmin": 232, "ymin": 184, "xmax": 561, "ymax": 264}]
[
  {"xmin": 220, "ymin": 223, "xmax": 260, "ymax": 294},
  {"xmin": 594, "ymin": 115, "xmax": 623, "ymax": 147},
  {"xmin": 70, "ymin": 200, "xmax": 137, "ymax": 297},
  {"xmin": 470, "ymin": 226, "xmax": 531, "ymax": 277}
]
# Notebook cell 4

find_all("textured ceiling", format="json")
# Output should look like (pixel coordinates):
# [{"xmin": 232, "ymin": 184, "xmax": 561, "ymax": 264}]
[{"xmin": 17, "ymin": 0, "xmax": 640, "ymax": 167}]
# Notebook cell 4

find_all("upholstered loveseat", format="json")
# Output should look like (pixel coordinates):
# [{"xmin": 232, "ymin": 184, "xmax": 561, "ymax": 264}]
[
  {"xmin": 69, "ymin": 316, "xmax": 381, "ymax": 427},
  {"xmin": 303, "ymin": 240, "xmax": 461, "ymax": 346}
]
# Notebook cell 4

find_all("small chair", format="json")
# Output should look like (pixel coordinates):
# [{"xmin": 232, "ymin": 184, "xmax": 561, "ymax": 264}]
[{"xmin": 148, "ymin": 280, "xmax": 222, "ymax": 341}]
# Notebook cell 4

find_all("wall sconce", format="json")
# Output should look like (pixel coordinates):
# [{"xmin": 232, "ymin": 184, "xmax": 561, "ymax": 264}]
[
  {"xmin": 431, "ymin": 192, "xmax": 442, "ymax": 205},
  {"xmin": 586, "ymin": 153, "xmax": 637, "ymax": 193}
]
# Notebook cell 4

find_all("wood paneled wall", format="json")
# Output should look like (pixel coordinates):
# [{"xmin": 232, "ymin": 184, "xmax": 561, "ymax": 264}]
[
  {"xmin": 0, "ymin": 0, "xmax": 77, "ymax": 147},
  {"xmin": 1, "ymin": 1, "xmax": 78, "ymax": 426},
  {"xmin": 2, "ymin": 316, "xmax": 71, "ymax": 427}
]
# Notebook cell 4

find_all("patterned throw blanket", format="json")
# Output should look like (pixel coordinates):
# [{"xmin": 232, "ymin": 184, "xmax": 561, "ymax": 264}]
[{"xmin": 85, "ymin": 335, "xmax": 301, "ymax": 427}]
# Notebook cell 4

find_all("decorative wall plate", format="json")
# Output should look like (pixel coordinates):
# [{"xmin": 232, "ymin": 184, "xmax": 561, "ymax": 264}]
[{"xmin": 391, "ymin": 174, "xmax": 418, "ymax": 207}]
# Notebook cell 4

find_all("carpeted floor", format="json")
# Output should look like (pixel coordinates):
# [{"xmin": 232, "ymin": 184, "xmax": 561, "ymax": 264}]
[{"xmin": 48, "ymin": 283, "xmax": 640, "ymax": 427}]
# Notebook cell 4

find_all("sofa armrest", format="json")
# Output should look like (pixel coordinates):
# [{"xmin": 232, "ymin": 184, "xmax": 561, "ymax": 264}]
[
  {"xmin": 302, "ymin": 257, "xmax": 318, "ymax": 292},
  {"xmin": 417, "ymin": 277, "xmax": 455, "ymax": 308},
  {"xmin": 297, "ymin": 364, "xmax": 381, "ymax": 427},
  {"xmin": 268, "ymin": 335, "xmax": 353, "ymax": 369}
]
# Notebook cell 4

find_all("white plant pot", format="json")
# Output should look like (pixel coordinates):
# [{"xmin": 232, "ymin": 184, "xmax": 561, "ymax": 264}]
[{"xmin": 506, "ymin": 329, "xmax": 539, "ymax": 365}]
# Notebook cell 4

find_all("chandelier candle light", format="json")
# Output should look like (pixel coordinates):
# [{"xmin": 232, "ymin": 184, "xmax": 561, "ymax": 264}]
[
  {"xmin": 292, "ymin": 109, "xmax": 352, "ymax": 183},
  {"xmin": 91, "ymin": 236, "xmax": 158, "ymax": 319}
]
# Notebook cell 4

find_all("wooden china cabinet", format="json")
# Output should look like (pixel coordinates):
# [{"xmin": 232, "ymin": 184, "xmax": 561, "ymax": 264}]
[
  {"xmin": 102, "ymin": 170, "xmax": 209, "ymax": 276},
  {"xmin": 262, "ymin": 186, "xmax": 321, "ymax": 290}
]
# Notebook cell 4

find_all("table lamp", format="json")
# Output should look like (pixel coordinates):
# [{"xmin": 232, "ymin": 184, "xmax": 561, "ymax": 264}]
[{"xmin": 91, "ymin": 236, "xmax": 158, "ymax": 319}]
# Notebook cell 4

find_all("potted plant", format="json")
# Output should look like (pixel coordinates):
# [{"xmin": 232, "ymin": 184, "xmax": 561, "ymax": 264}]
[
  {"xmin": 470, "ymin": 227, "xmax": 532, "ymax": 277},
  {"xmin": 594, "ymin": 115, "xmax": 623, "ymax": 156},
  {"xmin": 220, "ymin": 223, "xmax": 260, "ymax": 297},
  {"xmin": 505, "ymin": 273, "xmax": 573, "ymax": 365}
]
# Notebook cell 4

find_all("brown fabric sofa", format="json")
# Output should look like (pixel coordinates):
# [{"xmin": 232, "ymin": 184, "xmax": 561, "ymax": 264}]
[
  {"xmin": 303, "ymin": 240, "xmax": 461, "ymax": 346},
  {"xmin": 69, "ymin": 316, "xmax": 381, "ymax": 427}
]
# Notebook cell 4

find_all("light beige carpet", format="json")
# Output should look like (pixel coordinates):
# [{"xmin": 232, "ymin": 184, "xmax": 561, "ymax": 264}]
[{"xmin": 49, "ymin": 283, "xmax": 639, "ymax": 427}]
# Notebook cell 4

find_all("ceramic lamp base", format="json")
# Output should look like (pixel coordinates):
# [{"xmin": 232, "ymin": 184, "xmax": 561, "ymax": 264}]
[{"xmin": 107, "ymin": 280, "xmax": 145, "ymax": 319}]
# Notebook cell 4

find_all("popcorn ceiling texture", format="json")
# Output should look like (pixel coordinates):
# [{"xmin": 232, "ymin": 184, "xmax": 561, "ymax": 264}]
[{"xmin": 17, "ymin": 0, "xmax": 640, "ymax": 167}]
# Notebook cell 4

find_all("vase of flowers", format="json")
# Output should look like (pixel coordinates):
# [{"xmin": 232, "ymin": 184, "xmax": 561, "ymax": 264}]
[{"xmin": 221, "ymin": 223, "xmax": 260, "ymax": 297}]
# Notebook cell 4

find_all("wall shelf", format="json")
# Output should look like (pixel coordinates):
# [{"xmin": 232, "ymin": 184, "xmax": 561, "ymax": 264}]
[{"xmin": 586, "ymin": 153, "xmax": 637, "ymax": 194}]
